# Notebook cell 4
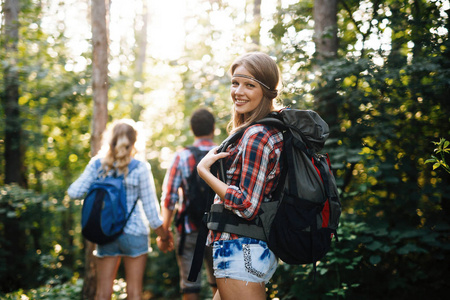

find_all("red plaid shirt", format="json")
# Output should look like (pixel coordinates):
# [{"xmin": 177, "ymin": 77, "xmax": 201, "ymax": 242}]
[
  {"xmin": 161, "ymin": 138, "xmax": 216, "ymax": 233},
  {"xmin": 207, "ymin": 124, "xmax": 284, "ymax": 244}
]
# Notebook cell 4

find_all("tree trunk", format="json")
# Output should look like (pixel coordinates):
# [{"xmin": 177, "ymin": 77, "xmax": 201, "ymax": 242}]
[
  {"xmin": 313, "ymin": 0, "xmax": 339, "ymax": 129},
  {"xmin": 313, "ymin": 0, "xmax": 338, "ymax": 60},
  {"xmin": 91, "ymin": 0, "xmax": 109, "ymax": 155},
  {"xmin": 252, "ymin": 0, "xmax": 261, "ymax": 46},
  {"xmin": 2, "ymin": 0, "xmax": 26, "ymax": 187},
  {"xmin": 135, "ymin": 0, "xmax": 148, "ymax": 81},
  {"xmin": 83, "ymin": 0, "xmax": 110, "ymax": 299},
  {"xmin": 131, "ymin": 0, "xmax": 149, "ymax": 121}
]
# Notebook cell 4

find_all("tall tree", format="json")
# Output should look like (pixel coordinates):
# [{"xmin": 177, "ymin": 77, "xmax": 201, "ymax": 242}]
[
  {"xmin": 130, "ymin": 0, "xmax": 149, "ymax": 121},
  {"xmin": 91, "ymin": 0, "xmax": 109, "ymax": 154},
  {"xmin": 2, "ymin": 0, "xmax": 25, "ymax": 186},
  {"xmin": 313, "ymin": 0, "xmax": 339, "ymax": 131},
  {"xmin": 251, "ymin": 0, "xmax": 262, "ymax": 46},
  {"xmin": 83, "ymin": 0, "xmax": 110, "ymax": 298},
  {"xmin": 313, "ymin": 0, "xmax": 338, "ymax": 60}
]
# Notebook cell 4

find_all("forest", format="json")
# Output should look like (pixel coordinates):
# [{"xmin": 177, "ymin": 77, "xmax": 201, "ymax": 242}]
[{"xmin": 1, "ymin": 0, "xmax": 449, "ymax": 299}]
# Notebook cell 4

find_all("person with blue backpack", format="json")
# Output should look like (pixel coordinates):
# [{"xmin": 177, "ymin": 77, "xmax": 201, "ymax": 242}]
[
  {"xmin": 195, "ymin": 52, "xmax": 284, "ymax": 300},
  {"xmin": 68, "ymin": 119, "xmax": 173, "ymax": 300}
]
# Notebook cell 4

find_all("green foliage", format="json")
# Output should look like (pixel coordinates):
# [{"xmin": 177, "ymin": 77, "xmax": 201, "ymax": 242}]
[
  {"xmin": 143, "ymin": 243, "xmax": 180, "ymax": 299},
  {"xmin": 268, "ymin": 0, "xmax": 450, "ymax": 298},
  {"xmin": 1, "ymin": 277, "xmax": 83, "ymax": 300},
  {"xmin": 2, "ymin": 0, "xmax": 450, "ymax": 298},
  {"xmin": 268, "ymin": 215, "xmax": 450, "ymax": 299},
  {"xmin": 0, "ymin": 277, "xmax": 140, "ymax": 300},
  {"xmin": 0, "ymin": 185, "xmax": 79, "ymax": 293},
  {"xmin": 426, "ymin": 138, "xmax": 450, "ymax": 174}
]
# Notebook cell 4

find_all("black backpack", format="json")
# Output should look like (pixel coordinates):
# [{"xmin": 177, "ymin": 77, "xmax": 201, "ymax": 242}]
[
  {"xmin": 175, "ymin": 146, "xmax": 212, "ymax": 254},
  {"xmin": 188, "ymin": 109, "xmax": 341, "ymax": 281}
]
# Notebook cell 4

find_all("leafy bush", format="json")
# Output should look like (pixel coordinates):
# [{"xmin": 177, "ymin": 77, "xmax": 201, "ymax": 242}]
[
  {"xmin": 0, "ymin": 277, "xmax": 136, "ymax": 300},
  {"xmin": 0, "ymin": 277, "xmax": 83, "ymax": 300},
  {"xmin": 0, "ymin": 185, "xmax": 78, "ymax": 293},
  {"xmin": 267, "ymin": 213, "xmax": 450, "ymax": 299}
]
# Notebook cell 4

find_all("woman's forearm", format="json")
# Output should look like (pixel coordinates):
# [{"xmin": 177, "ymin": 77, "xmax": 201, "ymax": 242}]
[
  {"xmin": 197, "ymin": 163, "xmax": 229, "ymax": 200},
  {"xmin": 196, "ymin": 146, "xmax": 230, "ymax": 200}
]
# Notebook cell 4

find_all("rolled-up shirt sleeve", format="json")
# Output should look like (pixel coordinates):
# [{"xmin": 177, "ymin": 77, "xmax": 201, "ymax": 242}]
[
  {"xmin": 139, "ymin": 162, "xmax": 163, "ymax": 229},
  {"xmin": 67, "ymin": 158, "xmax": 99, "ymax": 199}
]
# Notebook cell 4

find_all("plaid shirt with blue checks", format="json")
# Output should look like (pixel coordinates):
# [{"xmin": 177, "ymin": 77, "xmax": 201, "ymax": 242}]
[
  {"xmin": 161, "ymin": 138, "xmax": 216, "ymax": 234},
  {"xmin": 68, "ymin": 158, "xmax": 163, "ymax": 236}
]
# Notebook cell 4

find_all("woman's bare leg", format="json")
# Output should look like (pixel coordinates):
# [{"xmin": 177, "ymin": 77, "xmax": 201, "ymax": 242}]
[
  {"xmin": 95, "ymin": 256, "xmax": 121, "ymax": 300},
  {"xmin": 215, "ymin": 278, "xmax": 266, "ymax": 300},
  {"xmin": 123, "ymin": 254, "xmax": 147, "ymax": 300}
]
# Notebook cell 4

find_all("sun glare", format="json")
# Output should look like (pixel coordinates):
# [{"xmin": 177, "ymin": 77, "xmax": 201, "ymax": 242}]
[
  {"xmin": 39, "ymin": 0, "xmax": 300, "ymax": 71},
  {"xmin": 147, "ymin": 0, "xmax": 186, "ymax": 60}
]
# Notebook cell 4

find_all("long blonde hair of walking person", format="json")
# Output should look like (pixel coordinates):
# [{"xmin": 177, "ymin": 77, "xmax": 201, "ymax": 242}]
[{"xmin": 99, "ymin": 119, "xmax": 140, "ymax": 177}]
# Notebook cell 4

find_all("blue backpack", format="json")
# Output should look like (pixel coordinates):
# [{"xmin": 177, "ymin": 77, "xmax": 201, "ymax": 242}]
[{"xmin": 81, "ymin": 159, "xmax": 140, "ymax": 245}]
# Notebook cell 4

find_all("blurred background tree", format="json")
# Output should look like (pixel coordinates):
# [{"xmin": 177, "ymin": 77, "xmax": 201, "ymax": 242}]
[{"xmin": 1, "ymin": 0, "xmax": 449, "ymax": 299}]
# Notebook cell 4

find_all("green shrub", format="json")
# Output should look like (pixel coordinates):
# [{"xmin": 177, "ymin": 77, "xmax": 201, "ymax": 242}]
[{"xmin": 0, "ymin": 185, "xmax": 77, "ymax": 293}]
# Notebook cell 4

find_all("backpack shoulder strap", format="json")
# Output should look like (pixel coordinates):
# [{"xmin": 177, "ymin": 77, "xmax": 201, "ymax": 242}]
[
  {"xmin": 187, "ymin": 146, "xmax": 205, "ymax": 163},
  {"xmin": 122, "ymin": 159, "xmax": 141, "ymax": 227},
  {"xmin": 94, "ymin": 159, "xmax": 102, "ymax": 169},
  {"xmin": 255, "ymin": 113, "xmax": 287, "ymax": 131},
  {"xmin": 128, "ymin": 159, "xmax": 140, "ymax": 174},
  {"xmin": 216, "ymin": 114, "xmax": 285, "ymax": 152},
  {"xmin": 215, "ymin": 128, "xmax": 248, "ymax": 181},
  {"xmin": 93, "ymin": 159, "xmax": 104, "ymax": 178}
]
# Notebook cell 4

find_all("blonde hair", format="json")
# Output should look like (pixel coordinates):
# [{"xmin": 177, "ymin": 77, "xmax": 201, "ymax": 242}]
[
  {"xmin": 227, "ymin": 52, "xmax": 281, "ymax": 133},
  {"xmin": 99, "ymin": 119, "xmax": 138, "ymax": 177}
]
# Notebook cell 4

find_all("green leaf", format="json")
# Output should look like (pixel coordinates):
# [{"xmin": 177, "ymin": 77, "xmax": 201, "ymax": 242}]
[
  {"xmin": 398, "ymin": 229, "xmax": 425, "ymax": 239},
  {"xmin": 433, "ymin": 162, "xmax": 441, "ymax": 170},
  {"xmin": 385, "ymin": 176, "xmax": 400, "ymax": 183},
  {"xmin": 7, "ymin": 211, "xmax": 17, "ymax": 218},
  {"xmin": 366, "ymin": 241, "xmax": 383, "ymax": 251},
  {"xmin": 369, "ymin": 255, "xmax": 381, "ymax": 265},
  {"xmin": 358, "ymin": 236, "xmax": 374, "ymax": 243},
  {"xmin": 369, "ymin": 227, "xmax": 389, "ymax": 237},
  {"xmin": 397, "ymin": 244, "xmax": 428, "ymax": 255},
  {"xmin": 380, "ymin": 245, "xmax": 393, "ymax": 253},
  {"xmin": 347, "ymin": 155, "xmax": 361, "ymax": 163}
]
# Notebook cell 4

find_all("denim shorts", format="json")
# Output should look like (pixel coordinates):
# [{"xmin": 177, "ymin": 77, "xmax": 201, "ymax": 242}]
[
  {"xmin": 212, "ymin": 237, "xmax": 278, "ymax": 283},
  {"xmin": 94, "ymin": 233, "xmax": 150, "ymax": 258}
]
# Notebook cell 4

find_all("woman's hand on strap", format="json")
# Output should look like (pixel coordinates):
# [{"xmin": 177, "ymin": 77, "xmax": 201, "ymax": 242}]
[
  {"xmin": 197, "ymin": 146, "xmax": 229, "ymax": 176},
  {"xmin": 197, "ymin": 146, "xmax": 230, "ymax": 200}
]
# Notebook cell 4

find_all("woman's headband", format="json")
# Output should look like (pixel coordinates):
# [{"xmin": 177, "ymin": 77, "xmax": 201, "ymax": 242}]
[{"xmin": 232, "ymin": 74, "xmax": 272, "ymax": 91}]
